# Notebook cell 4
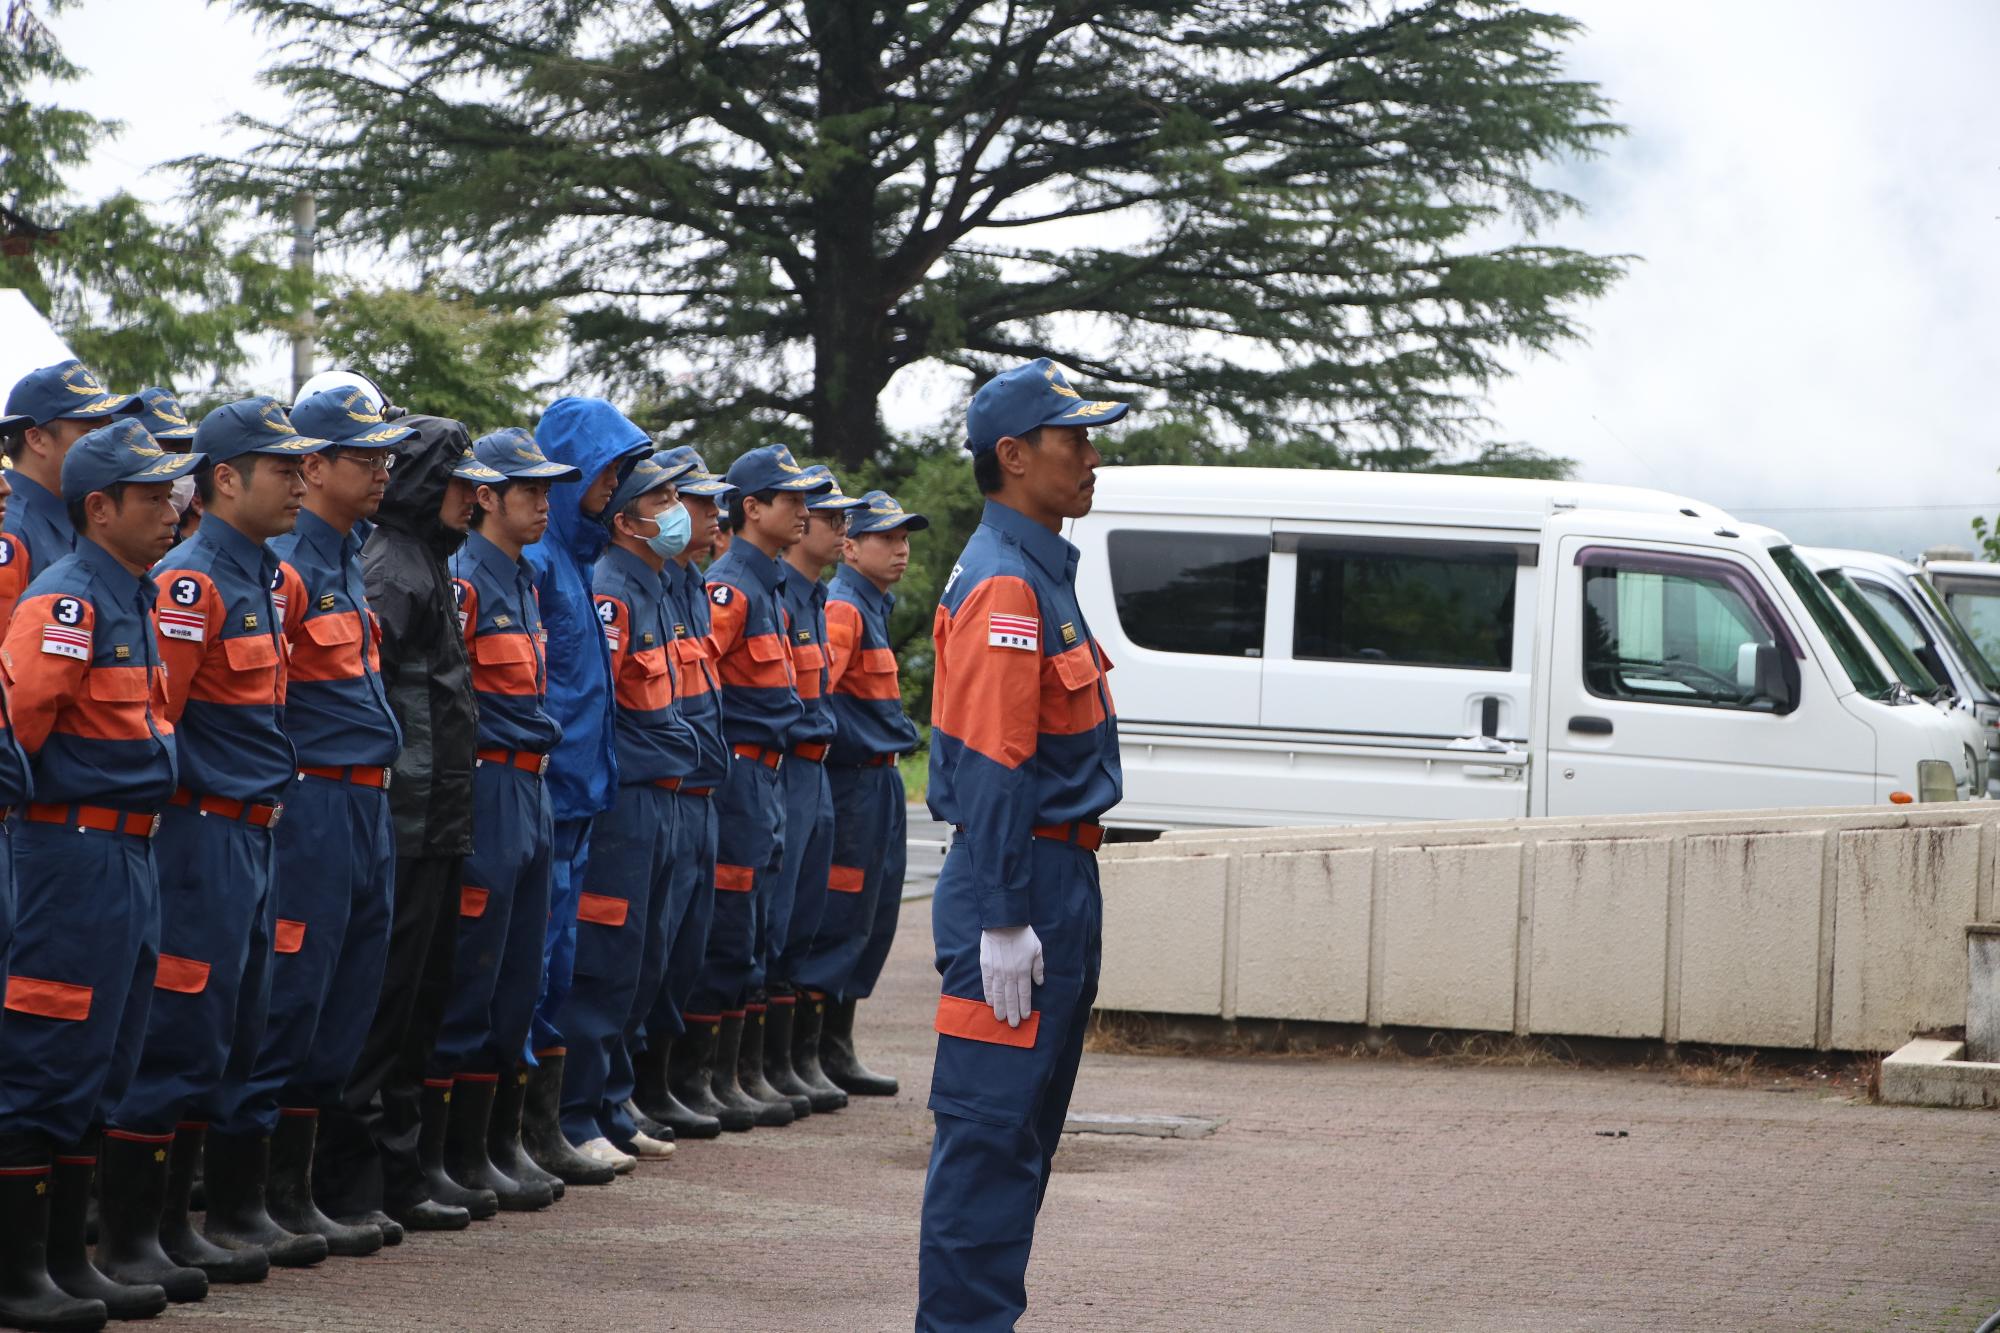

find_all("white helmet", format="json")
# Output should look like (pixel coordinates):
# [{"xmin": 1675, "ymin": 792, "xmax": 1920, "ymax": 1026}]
[{"xmin": 295, "ymin": 368, "xmax": 393, "ymax": 414}]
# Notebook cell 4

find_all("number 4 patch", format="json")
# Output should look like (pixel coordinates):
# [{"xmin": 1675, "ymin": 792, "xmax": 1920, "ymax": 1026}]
[{"xmin": 709, "ymin": 585, "xmax": 732, "ymax": 606}]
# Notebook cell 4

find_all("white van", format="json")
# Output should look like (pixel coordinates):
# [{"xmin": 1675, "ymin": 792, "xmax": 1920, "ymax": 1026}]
[
  {"xmin": 1801, "ymin": 547, "xmax": 2000, "ymax": 793},
  {"xmin": 1069, "ymin": 466, "xmax": 1972, "ymax": 831},
  {"xmin": 1923, "ymin": 560, "xmax": 2000, "ymax": 674}
]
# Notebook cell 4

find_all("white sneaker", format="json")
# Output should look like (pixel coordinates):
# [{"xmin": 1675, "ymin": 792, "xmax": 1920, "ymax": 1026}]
[
  {"xmin": 624, "ymin": 1131, "xmax": 676, "ymax": 1160},
  {"xmin": 578, "ymin": 1136, "xmax": 637, "ymax": 1174}
]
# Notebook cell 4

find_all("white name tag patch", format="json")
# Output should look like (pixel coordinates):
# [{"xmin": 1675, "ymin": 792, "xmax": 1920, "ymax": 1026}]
[
  {"xmin": 157, "ymin": 610, "xmax": 206, "ymax": 643},
  {"xmin": 987, "ymin": 613, "xmax": 1038, "ymax": 651},
  {"xmin": 41, "ymin": 625, "xmax": 91, "ymax": 660}
]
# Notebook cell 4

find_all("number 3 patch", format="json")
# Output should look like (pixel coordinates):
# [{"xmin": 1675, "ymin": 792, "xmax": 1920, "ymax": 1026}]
[
  {"xmin": 171, "ymin": 578, "xmax": 200, "ymax": 607},
  {"xmin": 709, "ymin": 585, "xmax": 732, "ymax": 606},
  {"xmin": 53, "ymin": 597, "xmax": 83, "ymax": 626}
]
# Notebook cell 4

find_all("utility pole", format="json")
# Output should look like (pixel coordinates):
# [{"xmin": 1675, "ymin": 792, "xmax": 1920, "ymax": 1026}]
[{"xmin": 289, "ymin": 191, "xmax": 316, "ymax": 401}]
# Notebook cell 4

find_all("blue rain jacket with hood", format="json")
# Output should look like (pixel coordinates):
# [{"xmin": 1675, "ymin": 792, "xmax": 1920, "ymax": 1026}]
[{"xmin": 527, "ymin": 398, "xmax": 652, "ymax": 822}]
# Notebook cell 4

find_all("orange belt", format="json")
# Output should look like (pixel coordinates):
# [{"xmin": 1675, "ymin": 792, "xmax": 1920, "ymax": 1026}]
[
  {"xmin": 1033, "ymin": 822, "xmax": 1104, "ymax": 853},
  {"xmin": 860, "ymin": 754, "xmax": 898, "ymax": 769},
  {"xmin": 789, "ymin": 742, "xmax": 828, "ymax": 764},
  {"xmin": 681, "ymin": 786, "xmax": 713, "ymax": 798},
  {"xmin": 25, "ymin": 803, "xmax": 158, "ymax": 839},
  {"xmin": 731, "ymin": 744, "xmax": 783, "ymax": 770},
  {"xmin": 297, "ymin": 764, "xmax": 392, "ymax": 790},
  {"xmin": 478, "ymin": 748, "xmax": 549, "ymax": 776},
  {"xmin": 652, "ymin": 777, "xmax": 684, "ymax": 792},
  {"xmin": 170, "ymin": 788, "xmax": 283, "ymax": 828}
]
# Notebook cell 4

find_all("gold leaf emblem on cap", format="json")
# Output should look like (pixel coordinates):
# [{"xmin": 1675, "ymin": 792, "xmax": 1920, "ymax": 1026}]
[
  {"xmin": 1044, "ymin": 364, "xmax": 1081, "ymax": 399},
  {"xmin": 340, "ymin": 389, "xmax": 383, "ymax": 424},
  {"xmin": 260, "ymin": 401, "xmax": 299, "ymax": 434},
  {"xmin": 151, "ymin": 405, "xmax": 190, "ymax": 428},
  {"xmin": 514, "ymin": 446, "xmax": 543, "ymax": 463},
  {"xmin": 61, "ymin": 363, "xmax": 108, "ymax": 396},
  {"xmin": 1067, "ymin": 400, "xmax": 1119, "ymax": 419}
]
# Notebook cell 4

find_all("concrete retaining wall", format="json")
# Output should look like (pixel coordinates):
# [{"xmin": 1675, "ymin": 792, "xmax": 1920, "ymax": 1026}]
[{"xmin": 1097, "ymin": 804, "xmax": 2000, "ymax": 1052}]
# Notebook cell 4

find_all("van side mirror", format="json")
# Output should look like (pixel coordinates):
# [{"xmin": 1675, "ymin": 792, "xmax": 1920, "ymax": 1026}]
[{"xmin": 1738, "ymin": 641, "xmax": 1797, "ymax": 713}]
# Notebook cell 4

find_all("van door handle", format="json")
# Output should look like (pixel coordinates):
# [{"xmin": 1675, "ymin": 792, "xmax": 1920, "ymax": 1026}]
[{"xmin": 1568, "ymin": 715, "xmax": 1613, "ymax": 736}]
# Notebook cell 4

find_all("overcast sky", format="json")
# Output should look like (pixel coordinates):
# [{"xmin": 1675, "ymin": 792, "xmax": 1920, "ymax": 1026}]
[{"xmin": 32, "ymin": 0, "xmax": 2000, "ymax": 558}]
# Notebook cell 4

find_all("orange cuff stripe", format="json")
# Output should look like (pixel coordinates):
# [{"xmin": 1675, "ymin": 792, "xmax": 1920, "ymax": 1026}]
[
  {"xmin": 716, "ymin": 864, "xmax": 753, "ymax": 893},
  {"xmin": 828, "ymin": 865, "xmax": 865, "ymax": 893},
  {"xmin": 154, "ymin": 955, "xmax": 210, "ymax": 995},
  {"xmin": 460, "ymin": 885, "xmax": 490, "ymax": 918},
  {"xmin": 3, "ymin": 975, "xmax": 92, "ymax": 1021},
  {"xmin": 934, "ymin": 993, "xmax": 1039, "ymax": 1048},
  {"xmin": 274, "ymin": 919, "xmax": 306, "ymax": 954},
  {"xmin": 577, "ymin": 892, "xmax": 630, "ymax": 927}
]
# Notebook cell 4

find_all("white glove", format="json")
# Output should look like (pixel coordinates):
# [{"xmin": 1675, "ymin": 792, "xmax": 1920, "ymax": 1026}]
[{"xmin": 980, "ymin": 925, "xmax": 1044, "ymax": 1028}]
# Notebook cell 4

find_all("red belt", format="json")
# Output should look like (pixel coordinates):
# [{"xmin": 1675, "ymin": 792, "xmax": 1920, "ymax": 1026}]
[
  {"xmin": 652, "ymin": 777, "xmax": 684, "ymax": 792},
  {"xmin": 478, "ymin": 748, "xmax": 549, "ymax": 776},
  {"xmin": 681, "ymin": 786, "xmax": 713, "ymax": 798},
  {"xmin": 1033, "ymin": 822, "xmax": 1104, "ymax": 853},
  {"xmin": 170, "ymin": 789, "xmax": 283, "ymax": 828},
  {"xmin": 732, "ymin": 744, "xmax": 783, "ymax": 770},
  {"xmin": 789, "ymin": 742, "xmax": 828, "ymax": 764},
  {"xmin": 25, "ymin": 803, "xmax": 159, "ymax": 839},
  {"xmin": 298, "ymin": 764, "xmax": 392, "ymax": 790},
  {"xmin": 860, "ymin": 754, "xmax": 898, "ymax": 768}
]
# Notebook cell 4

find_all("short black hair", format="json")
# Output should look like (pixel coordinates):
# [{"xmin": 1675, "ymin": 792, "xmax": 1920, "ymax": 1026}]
[
  {"xmin": 195, "ymin": 452, "xmax": 265, "ymax": 506},
  {"xmin": 725, "ymin": 488, "xmax": 779, "ymax": 532},
  {"xmin": 66, "ymin": 481, "xmax": 132, "ymax": 534},
  {"xmin": 973, "ymin": 426, "xmax": 1042, "ymax": 494},
  {"xmin": 469, "ymin": 479, "xmax": 514, "ymax": 530}
]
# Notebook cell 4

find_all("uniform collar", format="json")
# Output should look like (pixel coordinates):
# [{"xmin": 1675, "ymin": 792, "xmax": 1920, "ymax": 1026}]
[
  {"xmin": 980, "ymin": 499, "xmax": 1077, "ymax": 583},
  {"xmin": 466, "ymin": 529, "xmax": 533, "ymax": 585},
  {"xmin": 603, "ymin": 543, "xmax": 663, "ymax": 595},
  {"xmin": 78, "ymin": 533, "xmax": 155, "ymax": 603},
  {"xmin": 712, "ymin": 543, "xmax": 784, "ymax": 593},
  {"xmin": 780, "ymin": 560, "xmax": 825, "ymax": 603},
  {"xmin": 291, "ymin": 507, "xmax": 352, "ymax": 564},
  {"xmin": 832, "ymin": 563, "xmax": 892, "ymax": 615},
  {"xmin": 9, "ymin": 471, "xmax": 65, "ymax": 527},
  {"xmin": 200, "ymin": 513, "xmax": 277, "ymax": 585}
]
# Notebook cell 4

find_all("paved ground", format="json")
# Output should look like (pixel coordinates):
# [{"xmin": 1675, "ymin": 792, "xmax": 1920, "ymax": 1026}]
[{"xmin": 158, "ymin": 898, "xmax": 2000, "ymax": 1332}]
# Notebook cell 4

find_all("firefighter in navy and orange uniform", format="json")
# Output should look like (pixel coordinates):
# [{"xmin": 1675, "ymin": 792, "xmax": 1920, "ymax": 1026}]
[
  {"xmin": 762, "ymin": 464, "xmax": 867, "ymax": 1116},
  {"xmin": 0, "ymin": 418, "xmax": 195, "ymax": 1330},
  {"xmin": 917, "ymin": 360, "xmax": 1130, "ymax": 1333},
  {"xmin": 108, "ymin": 398, "xmax": 337, "ymax": 1287},
  {"xmin": 555, "ymin": 453, "xmax": 697, "ymax": 1166},
  {"xmin": 428, "ymin": 429, "xmax": 580, "ymax": 1208},
  {"xmin": 802, "ymin": 489, "xmax": 931, "ymax": 1100},
  {"xmin": 641, "ymin": 448, "xmax": 741, "ymax": 1138},
  {"xmin": 0, "ymin": 412, "xmax": 33, "ymax": 630},
  {"xmin": 681, "ymin": 444, "xmax": 831, "ymax": 1129},
  {"xmin": 0, "ymin": 412, "xmax": 27, "ymax": 968},
  {"xmin": 2, "ymin": 361, "xmax": 146, "ymax": 603},
  {"xmin": 214, "ymin": 389, "xmax": 415, "ymax": 1261},
  {"xmin": 133, "ymin": 388, "xmax": 202, "ymax": 541}
]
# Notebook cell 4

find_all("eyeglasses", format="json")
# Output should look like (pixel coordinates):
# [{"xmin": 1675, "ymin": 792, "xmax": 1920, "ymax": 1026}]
[{"xmin": 337, "ymin": 449, "xmax": 396, "ymax": 472}]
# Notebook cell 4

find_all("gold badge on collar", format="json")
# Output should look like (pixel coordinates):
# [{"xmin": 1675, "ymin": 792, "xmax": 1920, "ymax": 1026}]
[
  {"xmin": 114, "ymin": 644, "xmax": 131, "ymax": 660},
  {"xmin": 319, "ymin": 594, "xmax": 337, "ymax": 611},
  {"xmin": 496, "ymin": 614, "xmax": 512, "ymax": 627},
  {"xmin": 1061, "ymin": 622, "xmax": 1078, "ymax": 645},
  {"xmin": 243, "ymin": 613, "xmax": 259, "ymax": 630}
]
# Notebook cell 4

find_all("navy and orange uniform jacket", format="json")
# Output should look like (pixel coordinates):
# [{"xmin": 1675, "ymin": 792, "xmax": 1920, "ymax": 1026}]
[
  {"xmin": 268, "ymin": 509, "xmax": 402, "ymax": 768},
  {"xmin": 593, "ymin": 546, "xmax": 699, "ymax": 785},
  {"xmin": 1, "ymin": 472, "xmax": 75, "ymax": 620},
  {"xmin": 0, "ymin": 537, "xmax": 173, "ymax": 809},
  {"xmin": 154, "ymin": 516, "xmax": 296, "ymax": 806},
  {"xmin": 928, "ymin": 500, "xmax": 1123, "ymax": 928},
  {"xmin": 779, "ymin": 562, "xmax": 834, "ymax": 753},
  {"xmin": 703, "ymin": 543, "xmax": 800, "ymax": 752},
  {"xmin": 667, "ymin": 560, "xmax": 728, "ymax": 788},
  {"xmin": 825, "ymin": 564, "xmax": 920, "ymax": 765},
  {"xmin": 451, "ymin": 530, "xmax": 561, "ymax": 756}
]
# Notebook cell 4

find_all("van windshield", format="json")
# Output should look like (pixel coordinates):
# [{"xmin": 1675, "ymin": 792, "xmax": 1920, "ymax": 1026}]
[
  {"xmin": 1819, "ymin": 569, "xmax": 1942, "ymax": 696},
  {"xmin": 1916, "ymin": 577, "xmax": 2000, "ymax": 695},
  {"xmin": 1770, "ymin": 546, "xmax": 1896, "ymax": 700}
]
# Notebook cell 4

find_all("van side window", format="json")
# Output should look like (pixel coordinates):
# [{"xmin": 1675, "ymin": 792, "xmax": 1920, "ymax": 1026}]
[
  {"xmin": 1107, "ymin": 531, "xmax": 1267, "ymax": 658},
  {"xmin": 1293, "ymin": 543, "xmax": 1516, "ymax": 670},
  {"xmin": 1581, "ymin": 559, "xmax": 1791, "ymax": 711}
]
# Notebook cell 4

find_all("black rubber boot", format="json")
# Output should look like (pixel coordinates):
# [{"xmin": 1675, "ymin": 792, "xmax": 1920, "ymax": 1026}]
[
  {"xmin": 157, "ymin": 1127, "xmax": 266, "ymax": 1284},
  {"xmin": 791, "ymin": 997, "xmax": 849, "ymax": 1113},
  {"xmin": 518, "ymin": 1052, "xmax": 616, "ymax": 1187},
  {"xmin": 201, "ymin": 1132, "xmax": 327, "ymax": 1268},
  {"xmin": 266, "ymin": 1113, "xmax": 381, "ymax": 1257},
  {"xmin": 45, "ymin": 1139, "xmax": 168, "ymax": 1321},
  {"xmin": 821, "ymin": 997, "xmax": 899, "ymax": 1096},
  {"xmin": 761, "ymin": 997, "xmax": 815, "ymax": 1117},
  {"xmin": 636, "ymin": 1042, "xmax": 720, "ymax": 1140},
  {"xmin": 91, "ymin": 1133, "xmax": 205, "ymax": 1303},
  {"xmin": 488, "ymin": 1065, "xmax": 564, "ymax": 1202},
  {"xmin": 716, "ymin": 1013, "xmax": 791, "ymax": 1128},
  {"xmin": 335, "ymin": 1211, "xmax": 405, "ymax": 1245},
  {"xmin": 737, "ymin": 1002, "xmax": 798, "ymax": 1118},
  {"xmin": 619, "ymin": 1098, "xmax": 671, "ymax": 1142},
  {"xmin": 445, "ymin": 1076, "xmax": 552, "ymax": 1212},
  {"xmin": 416, "ymin": 1082, "xmax": 498, "ymax": 1219},
  {"xmin": 668, "ymin": 1027, "xmax": 750, "ymax": 1133},
  {"xmin": 0, "ymin": 1134, "xmax": 105, "ymax": 1332},
  {"xmin": 383, "ymin": 1195, "xmax": 469, "ymax": 1233}
]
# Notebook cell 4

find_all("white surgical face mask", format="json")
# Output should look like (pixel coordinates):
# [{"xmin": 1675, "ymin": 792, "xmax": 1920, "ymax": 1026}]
[{"xmin": 170, "ymin": 474, "xmax": 196, "ymax": 517}]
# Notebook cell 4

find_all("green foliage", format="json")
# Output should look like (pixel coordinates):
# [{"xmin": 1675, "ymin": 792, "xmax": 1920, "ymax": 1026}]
[
  {"xmin": 199, "ymin": 0, "xmax": 1626, "ymax": 471},
  {"xmin": 315, "ymin": 286, "xmax": 562, "ymax": 435},
  {"xmin": 1970, "ymin": 513, "xmax": 2000, "ymax": 564},
  {"xmin": 1, "ymin": 0, "xmax": 301, "ymax": 394}
]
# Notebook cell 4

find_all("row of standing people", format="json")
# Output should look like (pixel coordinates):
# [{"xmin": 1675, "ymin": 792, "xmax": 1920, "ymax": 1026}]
[{"xmin": 0, "ymin": 361, "xmax": 926, "ymax": 1332}]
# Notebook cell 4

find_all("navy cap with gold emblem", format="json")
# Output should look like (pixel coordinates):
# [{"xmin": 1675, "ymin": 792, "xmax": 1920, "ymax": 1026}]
[
  {"xmin": 291, "ymin": 386, "xmax": 418, "ymax": 451},
  {"xmin": 134, "ymin": 387, "xmax": 198, "ymax": 443},
  {"xmin": 846, "ymin": 489, "xmax": 930, "ymax": 535},
  {"xmin": 193, "ymin": 396, "xmax": 337, "ymax": 467},
  {"xmin": 61, "ymin": 418, "xmax": 203, "ymax": 502},
  {"xmin": 6, "ymin": 359, "xmax": 144, "ymax": 428},
  {"xmin": 653, "ymin": 446, "xmax": 736, "ymax": 499},
  {"xmin": 803, "ymin": 465, "xmax": 869, "ymax": 512},
  {"xmin": 966, "ymin": 357, "xmax": 1129, "ymax": 455},
  {"xmin": 724, "ymin": 443, "xmax": 834, "ymax": 496},
  {"xmin": 472, "ymin": 426, "xmax": 583, "ymax": 482}
]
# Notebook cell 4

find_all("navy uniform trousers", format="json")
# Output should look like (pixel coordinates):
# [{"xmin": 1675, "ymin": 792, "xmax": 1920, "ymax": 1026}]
[
  {"xmin": 224, "ymin": 775, "xmax": 395, "ymax": 1131},
  {"xmin": 646, "ymin": 791, "xmax": 717, "ymax": 1043},
  {"xmin": 915, "ymin": 836, "xmax": 1102, "ymax": 1333},
  {"xmin": 0, "ymin": 820, "xmax": 157, "ymax": 1144},
  {"xmin": 432, "ymin": 762, "xmax": 553, "ymax": 1076},
  {"xmin": 685, "ymin": 754, "xmax": 783, "ymax": 1018},
  {"xmin": 559, "ymin": 782, "xmax": 680, "ymax": 1143},
  {"xmin": 118, "ymin": 811, "xmax": 277, "ymax": 1136},
  {"xmin": 801, "ymin": 764, "xmax": 906, "ymax": 1000},
  {"xmin": 768, "ymin": 752, "xmax": 833, "ymax": 990}
]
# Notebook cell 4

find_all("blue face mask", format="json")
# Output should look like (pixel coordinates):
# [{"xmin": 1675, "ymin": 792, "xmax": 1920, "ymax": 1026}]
[{"xmin": 644, "ymin": 502, "xmax": 692, "ymax": 559}]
